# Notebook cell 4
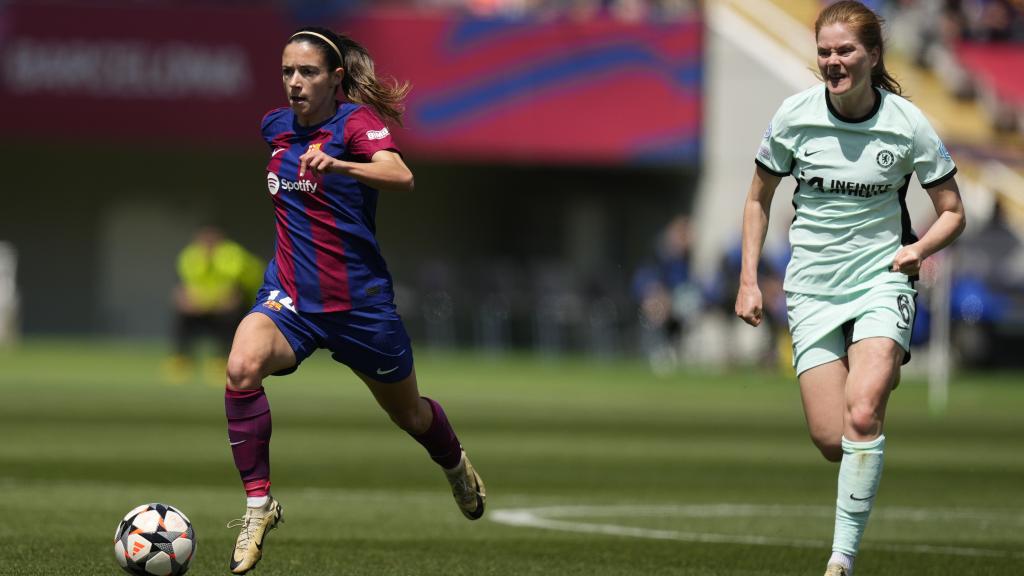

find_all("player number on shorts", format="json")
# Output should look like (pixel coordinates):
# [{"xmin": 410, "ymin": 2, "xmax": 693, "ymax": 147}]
[
  {"xmin": 896, "ymin": 294, "xmax": 912, "ymax": 330},
  {"xmin": 267, "ymin": 290, "xmax": 297, "ymax": 313}
]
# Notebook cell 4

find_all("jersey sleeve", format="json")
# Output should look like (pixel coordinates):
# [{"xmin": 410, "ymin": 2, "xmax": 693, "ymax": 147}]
[
  {"xmin": 754, "ymin": 105, "xmax": 795, "ymax": 177},
  {"xmin": 260, "ymin": 107, "xmax": 289, "ymax": 148},
  {"xmin": 912, "ymin": 113, "xmax": 957, "ymax": 188},
  {"xmin": 344, "ymin": 107, "xmax": 401, "ymax": 162}
]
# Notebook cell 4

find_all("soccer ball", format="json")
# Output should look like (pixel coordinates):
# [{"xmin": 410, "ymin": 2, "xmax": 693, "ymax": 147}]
[{"xmin": 113, "ymin": 503, "xmax": 196, "ymax": 576}]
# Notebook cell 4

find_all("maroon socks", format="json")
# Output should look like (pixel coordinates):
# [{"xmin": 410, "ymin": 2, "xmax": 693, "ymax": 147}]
[
  {"xmin": 411, "ymin": 397, "xmax": 463, "ymax": 470},
  {"xmin": 226, "ymin": 390, "xmax": 462, "ymax": 496},
  {"xmin": 225, "ymin": 387, "xmax": 272, "ymax": 497}
]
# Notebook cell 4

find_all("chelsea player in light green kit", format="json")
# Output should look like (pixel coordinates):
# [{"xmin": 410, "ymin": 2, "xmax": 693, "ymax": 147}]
[{"xmin": 735, "ymin": 2, "xmax": 966, "ymax": 575}]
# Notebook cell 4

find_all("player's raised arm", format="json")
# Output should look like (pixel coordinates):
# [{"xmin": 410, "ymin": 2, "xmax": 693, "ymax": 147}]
[
  {"xmin": 298, "ymin": 147, "xmax": 414, "ymax": 192},
  {"xmin": 347, "ymin": 149, "xmax": 414, "ymax": 192}
]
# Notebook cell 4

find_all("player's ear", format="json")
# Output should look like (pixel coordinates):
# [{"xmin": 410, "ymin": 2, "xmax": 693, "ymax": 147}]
[{"xmin": 332, "ymin": 67, "xmax": 344, "ymax": 89}]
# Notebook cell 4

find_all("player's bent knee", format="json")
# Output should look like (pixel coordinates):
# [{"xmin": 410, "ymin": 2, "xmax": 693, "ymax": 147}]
[
  {"xmin": 225, "ymin": 354, "xmax": 263, "ymax": 390},
  {"xmin": 847, "ymin": 404, "xmax": 881, "ymax": 438}
]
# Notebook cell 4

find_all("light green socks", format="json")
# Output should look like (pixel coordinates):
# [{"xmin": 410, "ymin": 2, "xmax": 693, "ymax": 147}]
[{"xmin": 832, "ymin": 434, "xmax": 885, "ymax": 558}]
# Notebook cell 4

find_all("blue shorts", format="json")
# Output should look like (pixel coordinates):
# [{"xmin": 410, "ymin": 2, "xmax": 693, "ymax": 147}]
[{"xmin": 250, "ymin": 284, "xmax": 413, "ymax": 383}]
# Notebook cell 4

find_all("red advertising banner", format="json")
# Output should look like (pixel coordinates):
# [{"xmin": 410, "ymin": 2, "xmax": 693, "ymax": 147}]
[
  {"xmin": 0, "ymin": 3, "xmax": 702, "ymax": 165},
  {"xmin": 0, "ymin": 3, "xmax": 287, "ymax": 144},
  {"xmin": 352, "ymin": 12, "xmax": 703, "ymax": 165}
]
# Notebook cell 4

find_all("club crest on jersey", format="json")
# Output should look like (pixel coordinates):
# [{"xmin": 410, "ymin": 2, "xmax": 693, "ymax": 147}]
[{"xmin": 876, "ymin": 149, "xmax": 895, "ymax": 168}]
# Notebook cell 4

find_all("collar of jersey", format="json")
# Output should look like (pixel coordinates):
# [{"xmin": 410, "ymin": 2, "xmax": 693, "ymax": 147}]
[{"xmin": 825, "ymin": 86, "xmax": 881, "ymax": 124}]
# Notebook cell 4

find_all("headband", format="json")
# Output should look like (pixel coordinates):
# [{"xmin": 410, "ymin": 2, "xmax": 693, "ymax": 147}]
[{"xmin": 290, "ymin": 31, "xmax": 343, "ymax": 65}]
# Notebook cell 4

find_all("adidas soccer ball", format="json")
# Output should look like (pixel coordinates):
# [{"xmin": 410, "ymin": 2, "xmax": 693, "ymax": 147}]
[{"xmin": 113, "ymin": 503, "xmax": 196, "ymax": 576}]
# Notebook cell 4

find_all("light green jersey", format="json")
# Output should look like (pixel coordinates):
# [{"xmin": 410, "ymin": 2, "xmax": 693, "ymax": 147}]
[{"xmin": 756, "ymin": 86, "xmax": 956, "ymax": 295}]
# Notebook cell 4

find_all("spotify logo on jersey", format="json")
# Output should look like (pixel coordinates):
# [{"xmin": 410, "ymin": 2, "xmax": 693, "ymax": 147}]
[
  {"xmin": 267, "ymin": 172, "xmax": 318, "ymax": 195},
  {"xmin": 267, "ymin": 172, "xmax": 280, "ymax": 195}
]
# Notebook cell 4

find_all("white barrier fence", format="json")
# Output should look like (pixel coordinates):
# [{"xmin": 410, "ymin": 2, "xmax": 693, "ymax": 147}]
[{"xmin": 0, "ymin": 242, "xmax": 18, "ymax": 345}]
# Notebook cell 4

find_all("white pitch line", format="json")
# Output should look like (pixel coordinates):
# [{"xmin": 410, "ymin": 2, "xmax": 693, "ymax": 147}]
[
  {"xmin": 490, "ymin": 504, "xmax": 1024, "ymax": 560},
  {"xmin": 501, "ymin": 503, "xmax": 1024, "ymax": 524},
  {"xmin": 493, "ymin": 508, "xmax": 825, "ymax": 548}
]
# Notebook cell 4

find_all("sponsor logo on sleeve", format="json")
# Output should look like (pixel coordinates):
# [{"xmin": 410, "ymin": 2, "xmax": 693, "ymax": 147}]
[
  {"xmin": 762, "ymin": 122, "xmax": 772, "ymax": 141},
  {"xmin": 366, "ymin": 127, "xmax": 390, "ymax": 141},
  {"xmin": 937, "ymin": 140, "xmax": 952, "ymax": 161}
]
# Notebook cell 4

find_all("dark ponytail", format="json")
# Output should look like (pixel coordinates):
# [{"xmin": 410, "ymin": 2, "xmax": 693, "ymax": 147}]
[{"xmin": 288, "ymin": 27, "xmax": 411, "ymax": 126}]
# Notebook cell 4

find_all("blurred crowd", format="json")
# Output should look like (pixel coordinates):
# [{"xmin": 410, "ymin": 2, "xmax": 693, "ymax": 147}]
[
  {"xmin": 878, "ymin": 0, "xmax": 1024, "ymax": 44},
  {"xmin": 631, "ymin": 216, "xmax": 790, "ymax": 374},
  {"xmin": 935, "ymin": 0, "xmax": 1024, "ymax": 43},
  {"xmin": 407, "ymin": 0, "xmax": 700, "ymax": 20},
  {"xmin": 883, "ymin": 0, "xmax": 1024, "ymax": 132},
  {"xmin": 628, "ymin": 203, "xmax": 1024, "ymax": 373},
  {"xmin": 30, "ymin": 0, "xmax": 700, "ymax": 21}
]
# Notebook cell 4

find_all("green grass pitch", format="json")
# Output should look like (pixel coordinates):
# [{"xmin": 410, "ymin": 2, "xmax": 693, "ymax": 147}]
[{"xmin": 1, "ymin": 340, "xmax": 1021, "ymax": 575}]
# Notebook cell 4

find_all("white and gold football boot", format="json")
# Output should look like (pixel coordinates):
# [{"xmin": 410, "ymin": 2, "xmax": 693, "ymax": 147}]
[
  {"xmin": 444, "ymin": 450, "xmax": 486, "ymax": 520},
  {"xmin": 227, "ymin": 496, "xmax": 283, "ymax": 574},
  {"xmin": 824, "ymin": 563, "xmax": 850, "ymax": 576}
]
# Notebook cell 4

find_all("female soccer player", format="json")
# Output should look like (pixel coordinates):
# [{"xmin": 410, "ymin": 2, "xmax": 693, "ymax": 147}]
[
  {"xmin": 735, "ymin": 2, "xmax": 965, "ymax": 575},
  {"xmin": 223, "ymin": 27, "xmax": 485, "ymax": 574}
]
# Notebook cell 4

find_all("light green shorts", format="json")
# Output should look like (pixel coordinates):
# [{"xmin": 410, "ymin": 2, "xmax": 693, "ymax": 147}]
[{"xmin": 786, "ymin": 282, "xmax": 917, "ymax": 375}]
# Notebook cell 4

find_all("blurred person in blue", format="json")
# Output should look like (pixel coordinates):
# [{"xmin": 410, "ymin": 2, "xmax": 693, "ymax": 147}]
[
  {"xmin": 222, "ymin": 27, "xmax": 485, "ymax": 574},
  {"xmin": 713, "ymin": 240, "xmax": 789, "ymax": 367},
  {"xmin": 166, "ymin": 225, "xmax": 262, "ymax": 384},
  {"xmin": 734, "ymin": 2, "xmax": 966, "ymax": 575},
  {"xmin": 632, "ymin": 215, "xmax": 696, "ymax": 370},
  {"xmin": 948, "ymin": 202, "xmax": 1024, "ymax": 366}
]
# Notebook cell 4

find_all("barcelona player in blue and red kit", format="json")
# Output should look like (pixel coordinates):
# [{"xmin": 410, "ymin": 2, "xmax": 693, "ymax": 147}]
[{"xmin": 222, "ymin": 27, "xmax": 485, "ymax": 574}]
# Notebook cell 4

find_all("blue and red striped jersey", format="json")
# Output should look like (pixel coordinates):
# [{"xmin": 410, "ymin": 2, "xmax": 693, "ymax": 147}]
[{"xmin": 261, "ymin": 102, "xmax": 400, "ymax": 313}]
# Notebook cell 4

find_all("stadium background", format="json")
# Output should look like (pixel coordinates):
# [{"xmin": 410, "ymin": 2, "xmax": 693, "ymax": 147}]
[
  {"xmin": 0, "ymin": 1, "xmax": 1022, "ymax": 575},
  {"xmin": 0, "ymin": 1, "xmax": 701, "ymax": 347},
  {"xmin": 2, "ymin": 0, "xmax": 1022, "ymax": 365}
]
